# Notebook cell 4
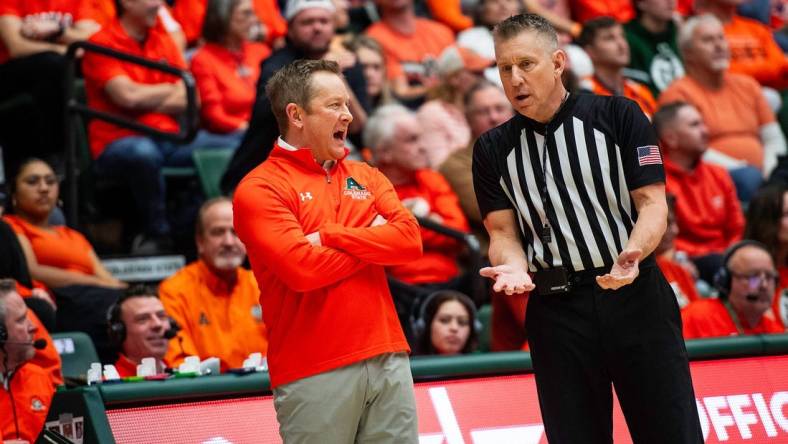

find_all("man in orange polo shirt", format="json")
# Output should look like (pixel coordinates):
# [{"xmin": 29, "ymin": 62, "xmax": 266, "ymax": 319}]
[
  {"xmin": 82, "ymin": 0, "xmax": 238, "ymax": 253},
  {"xmin": 107, "ymin": 285, "xmax": 175, "ymax": 378},
  {"xmin": 578, "ymin": 17, "xmax": 656, "ymax": 118},
  {"xmin": 234, "ymin": 59, "xmax": 421, "ymax": 442},
  {"xmin": 654, "ymin": 101, "xmax": 744, "ymax": 284},
  {"xmin": 0, "ymin": 279, "xmax": 55, "ymax": 443},
  {"xmin": 682, "ymin": 241, "xmax": 785, "ymax": 338},
  {"xmin": 159, "ymin": 198, "xmax": 268, "ymax": 371}
]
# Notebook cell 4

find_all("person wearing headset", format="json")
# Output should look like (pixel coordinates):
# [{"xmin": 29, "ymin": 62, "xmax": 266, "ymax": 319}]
[
  {"xmin": 0, "ymin": 278, "xmax": 54, "ymax": 444},
  {"xmin": 681, "ymin": 241, "xmax": 786, "ymax": 338},
  {"xmin": 413, "ymin": 290, "xmax": 481, "ymax": 355},
  {"xmin": 107, "ymin": 285, "xmax": 178, "ymax": 378}
]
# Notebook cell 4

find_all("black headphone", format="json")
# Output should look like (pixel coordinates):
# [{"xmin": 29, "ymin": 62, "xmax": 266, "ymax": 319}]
[
  {"xmin": 106, "ymin": 290, "xmax": 180, "ymax": 348},
  {"xmin": 411, "ymin": 290, "xmax": 482, "ymax": 339},
  {"xmin": 713, "ymin": 240, "xmax": 772, "ymax": 298}
]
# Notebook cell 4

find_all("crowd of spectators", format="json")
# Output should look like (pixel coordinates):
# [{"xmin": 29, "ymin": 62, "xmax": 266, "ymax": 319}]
[{"xmin": 4, "ymin": 0, "xmax": 788, "ymax": 438}]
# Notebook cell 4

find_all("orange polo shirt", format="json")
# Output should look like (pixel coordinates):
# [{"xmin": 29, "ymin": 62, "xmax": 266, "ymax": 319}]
[
  {"xmin": 233, "ymin": 142, "xmax": 420, "ymax": 388},
  {"xmin": 682, "ymin": 298, "xmax": 785, "ymax": 339},
  {"xmin": 159, "ymin": 260, "xmax": 268, "ymax": 371},
  {"xmin": 0, "ymin": 0, "xmax": 87, "ymax": 63},
  {"xmin": 3, "ymin": 215, "xmax": 95, "ymax": 276},
  {"xmin": 82, "ymin": 18, "xmax": 186, "ymax": 158},
  {"xmin": 724, "ymin": 15, "xmax": 788, "ymax": 90},
  {"xmin": 0, "ymin": 364, "xmax": 55, "ymax": 443},
  {"xmin": 190, "ymin": 42, "xmax": 270, "ymax": 134},
  {"xmin": 366, "ymin": 18, "xmax": 455, "ymax": 81},
  {"xmin": 658, "ymin": 73, "xmax": 774, "ymax": 169},
  {"xmin": 585, "ymin": 76, "xmax": 657, "ymax": 119},
  {"xmin": 663, "ymin": 156, "xmax": 744, "ymax": 257},
  {"xmin": 389, "ymin": 169, "xmax": 470, "ymax": 285},
  {"xmin": 171, "ymin": 0, "xmax": 286, "ymax": 47}
]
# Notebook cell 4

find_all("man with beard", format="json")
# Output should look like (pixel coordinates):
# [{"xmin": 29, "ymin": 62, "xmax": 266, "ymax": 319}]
[
  {"xmin": 107, "ymin": 285, "xmax": 176, "ymax": 377},
  {"xmin": 159, "ymin": 198, "xmax": 268, "ymax": 371},
  {"xmin": 220, "ymin": 0, "xmax": 369, "ymax": 194}
]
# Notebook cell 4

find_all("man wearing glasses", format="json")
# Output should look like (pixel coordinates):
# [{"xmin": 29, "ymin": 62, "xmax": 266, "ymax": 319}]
[{"xmin": 682, "ymin": 240, "xmax": 786, "ymax": 338}]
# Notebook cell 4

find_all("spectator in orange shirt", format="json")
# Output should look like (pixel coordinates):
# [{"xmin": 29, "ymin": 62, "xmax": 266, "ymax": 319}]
[
  {"xmin": 160, "ymin": 198, "xmax": 268, "ymax": 371},
  {"xmin": 4, "ymin": 159, "xmax": 125, "ymax": 291},
  {"xmin": 660, "ymin": 14, "xmax": 787, "ymax": 201},
  {"xmin": 744, "ymin": 184, "xmax": 788, "ymax": 328},
  {"xmin": 682, "ymin": 240, "xmax": 785, "ymax": 338},
  {"xmin": 106, "ymin": 285, "xmax": 176, "ymax": 378},
  {"xmin": 366, "ymin": 0, "xmax": 455, "ymax": 102},
  {"xmin": 0, "ymin": 0, "xmax": 100, "ymax": 173},
  {"xmin": 699, "ymin": 0, "xmax": 788, "ymax": 90},
  {"xmin": 578, "ymin": 17, "xmax": 657, "ymax": 118},
  {"xmin": 80, "ymin": 0, "xmax": 186, "ymax": 50},
  {"xmin": 413, "ymin": 290, "xmax": 479, "ymax": 355},
  {"xmin": 655, "ymin": 194, "xmax": 701, "ymax": 308},
  {"xmin": 190, "ymin": 0, "xmax": 271, "ymax": 136},
  {"xmin": 0, "ymin": 279, "xmax": 55, "ymax": 444},
  {"xmin": 82, "ymin": 0, "xmax": 241, "ymax": 253},
  {"xmin": 653, "ymin": 101, "xmax": 745, "ymax": 283},
  {"xmin": 171, "ymin": 0, "xmax": 286, "ymax": 48}
]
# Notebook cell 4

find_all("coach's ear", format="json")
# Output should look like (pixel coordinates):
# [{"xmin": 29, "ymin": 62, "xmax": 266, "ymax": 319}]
[
  {"xmin": 286, "ymin": 102, "xmax": 305, "ymax": 131},
  {"xmin": 552, "ymin": 49, "xmax": 567, "ymax": 77}
]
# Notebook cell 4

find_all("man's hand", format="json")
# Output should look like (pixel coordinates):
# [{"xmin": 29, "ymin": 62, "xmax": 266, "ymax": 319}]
[
  {"xmin": 306, "ymin": 231, "xmax": 322, "ymax": 246},
  {"xmin": 480, "ymin": 264, "xmax": 535, "ymax": 295},
  {"xmin": 596, "ymin": 249, "xmax": 642, "ymax": 290}
]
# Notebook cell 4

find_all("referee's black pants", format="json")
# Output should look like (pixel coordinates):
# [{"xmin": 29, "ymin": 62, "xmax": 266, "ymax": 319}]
[{"xmin": 526, "ymin": 265, "xmax": 703, "ymax": 444}]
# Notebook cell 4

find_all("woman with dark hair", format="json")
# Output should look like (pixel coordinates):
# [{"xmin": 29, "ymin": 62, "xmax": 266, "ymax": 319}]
[
  {"xmin": 189, "ymin": 0, "xmax": 270, "ymax": 137},
  {"xmin": 745, "ymin": 184, "xmax": 788, "ymax": 327},
  {"xmin": 3, "ymin": 158, "xmax": 125, "ymax": 290},
  {"xmin": 416, "ymin": 290, "xmax": 479, "ymax": 355}
]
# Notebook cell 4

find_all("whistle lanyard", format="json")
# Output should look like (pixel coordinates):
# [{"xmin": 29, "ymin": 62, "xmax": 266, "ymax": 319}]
[
  {"xmin": 722, "ymin": 299, "xmax": 746, "ymax": 335},
  {"xmin": 537, "ymin": 91, "xmax": 570, "ymax": 245}
]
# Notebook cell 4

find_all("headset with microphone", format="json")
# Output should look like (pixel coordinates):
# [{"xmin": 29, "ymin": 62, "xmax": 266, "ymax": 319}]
[
  {"xmin": 106, "ymin": 288, "xmax": 181, "ymax": 349},
  {"xmin": 713, "ymin": 240, "xmax": 772, "ymax": 298}
]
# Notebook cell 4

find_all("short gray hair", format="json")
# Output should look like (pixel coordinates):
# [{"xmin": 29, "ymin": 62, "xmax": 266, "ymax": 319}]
[
  {"xmin": 363, "ymin": 104, "xmax": 414, "ymax": 151},
  {"xmin": 493, "ymin": 13, "xmax": 558, "ymax": 52},
  {"xmin": 0, "ymin": 279, "xmax": 17, "ymax": 330},
  {"xmin": 678, "ymin": 14, "xmax": 722, "ymax": 54}
]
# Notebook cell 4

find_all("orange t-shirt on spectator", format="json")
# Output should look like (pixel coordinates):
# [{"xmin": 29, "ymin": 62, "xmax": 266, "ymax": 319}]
[
  {"xmin": 388, "ymin": 169, "xmax": 469, "ymax": 285},
  {"xmin": 682, "ymin": 298, "xmax": 785, "ymax": 339},
  {"xmin": 724, "ymin": 15, "xmax": 788, "ymax": 90},
  {"xmin": 159, "ymin": 260, "xmax": 268, "ymax": 371},
  {"xmin": 190, "ymin": 42, "xmax": 270, "ymax": 134},
  {"xmin": 0, "ymin": 0, "xmax": 89, "ymax": 63},
  {"xmin": 0, "ymin": 363, "xmax": 55, "ymax": 443},
  {"xmin": 658, "ymin": 73, "xmax": 775, "ymax": 169},
  {"xmin": 82, "ymin": 18, "xmax": 186, "ymax": 158},
  {"xmin": 171, "ymin": 0, "xmax": 286, "ymax": 47},
  {"xmin": 425, "ymin": 0, "xmax": 472, "ymax": 32},
  {"xmin": 366, "ymin": 18, "xmax": 455, "ymax": 81},
  {"xmin": 657, "ymin": 256, "xmax": 700, "ymax": 309},
  {"xmin": 569, "ymin": 0, "xmax": 634, "ymax": 23},
  {"xmin": 3, "ymin": 215, "xmax": 95, "ymax": 275},
  {"xmin": 584, "ymin": 76, "xmax": 657, "ymax": 118}
]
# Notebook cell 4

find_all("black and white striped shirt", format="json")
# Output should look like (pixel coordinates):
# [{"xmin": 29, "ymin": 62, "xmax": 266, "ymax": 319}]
[{"xmin": 472, "ymin": 93, "xmax": 664, "ymax": 272}]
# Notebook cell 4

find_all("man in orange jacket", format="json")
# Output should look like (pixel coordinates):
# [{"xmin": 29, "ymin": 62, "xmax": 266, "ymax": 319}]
[
  {"xmin": 0, "ymin": 279, "xmax": 55, "ymax": 443},
  {"xmin": 234, "ymin": 59, "xmax": 422, "ymax": 443}
]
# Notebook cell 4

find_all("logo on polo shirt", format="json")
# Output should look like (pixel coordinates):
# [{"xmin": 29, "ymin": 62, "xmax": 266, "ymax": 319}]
[
  {"xmin": 199, "ymin": 312, "xmax": 210, "ymax": 326},
  {"xmin": 343, "ymin": 177, "xmax": 371, "ymax": 200},
  {"xmin": 31, "ymin": 397, "xmax": 46, "ymax": 412}
]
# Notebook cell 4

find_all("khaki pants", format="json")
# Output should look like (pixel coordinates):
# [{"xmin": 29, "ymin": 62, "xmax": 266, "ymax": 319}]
[{"xmin": 273, "ymin": 352, "xmax": 418, "ymax": 444}]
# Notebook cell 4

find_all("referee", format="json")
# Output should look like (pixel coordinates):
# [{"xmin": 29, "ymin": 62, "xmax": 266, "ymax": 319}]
[{"xmin": 472, "ymin": 14, "xmax": 702, "ymax": 443}]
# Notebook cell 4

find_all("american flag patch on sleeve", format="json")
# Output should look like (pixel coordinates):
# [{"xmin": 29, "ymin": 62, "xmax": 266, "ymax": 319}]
[{"xmin": 636, "ymin": 145, "xmax": 662, "ymax": 166}]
